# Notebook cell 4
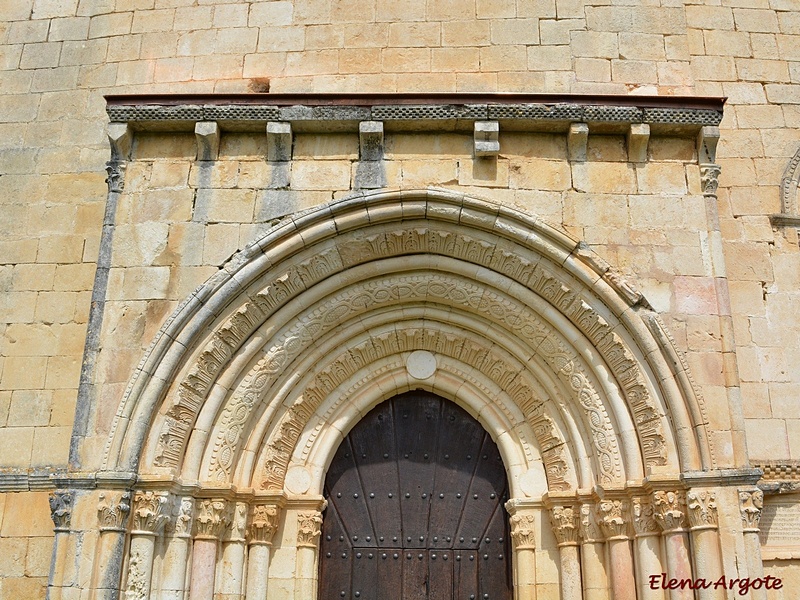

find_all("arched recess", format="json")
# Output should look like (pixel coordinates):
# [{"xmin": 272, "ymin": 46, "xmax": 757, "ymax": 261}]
[{"xmin": 103, "ymin": 188, "xmax": 714, "ymax": 491}]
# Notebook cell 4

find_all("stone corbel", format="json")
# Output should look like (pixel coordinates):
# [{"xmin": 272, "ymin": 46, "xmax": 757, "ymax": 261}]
[
  {"xmin": 195, "ymin": 121, "xmax": 220, "ymax": 161},
  {"xmin": 108, "ymin": 122, "xmax": 132, "ymax": 162},
  {"xmin": 627, "ymin": 123, "xmax": 649, "ymax": 163},
  {"xmin": 355, "ymin": 120, "xmax": 386, "ymax": 189},
  {"xmin": 267, "ymin": 121, "xmax": 293, "ymax": 162},
  {"xmin": 568, "ymin": 122, "xmax": 589, "ymax": 162},
  {"xmin": 474, "ymin": 121, "xmax": 500, "ymax": 157},
  {"xmin": 697, "ymin": 126, "xmax": 721, "ymax": 198}
]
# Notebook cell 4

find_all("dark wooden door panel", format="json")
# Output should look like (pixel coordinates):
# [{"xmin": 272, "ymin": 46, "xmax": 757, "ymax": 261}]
[{"xmin": 319, "ymin": 391, "xmax": 512, "ymax": 600}]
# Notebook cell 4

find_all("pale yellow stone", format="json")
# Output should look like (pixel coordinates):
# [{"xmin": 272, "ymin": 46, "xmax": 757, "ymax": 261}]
[
  {"xmin": 400, "ymin": 160, "xmax": 458, "ymax": 187},
  {"xmin": 572, "ymin": 162, "xmax": 636, "ymax": 194},
  {"xmin": 457, "ymin": 158, "xmax": 510, "ymax": 188},
  {"xmin": 291, "ymin": 160, "xmax": 351, "ymax": 191},
  {"xmin": 509, "ymin": 158, "xmax": 571, "ymax": 191}
]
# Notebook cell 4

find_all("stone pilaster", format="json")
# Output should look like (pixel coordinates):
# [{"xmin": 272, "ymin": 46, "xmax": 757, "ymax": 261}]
[
  {"xmin": 190, "ymin": 499, "xmax": 230, "ymax": 600},
  {"xmin": 578, "ymin": 502, "xmax": 608, "ymax": 600},
  {"xmin": 95, "ymin": 491, "xmax": 132, "ymax": 600},
  {"xmin": 507, "ymin": 501, "xmax": 537, "ymax": 600},
  {"xmin": 686, "ymin": 489, "xmax": 724, "ymax": 600},
  {"xmin": 739, "ymin": 488, "xmax": 767, "ymax": 600},
  {"xmin": 295, "ymin": 509, "xmax": 324, "ymax": 600},
  {"xmin": 218, "ymin": 502, "xmax": 249, "ymax": 600},
  {"xmin": 549, "ymin": 505, "xmax": 581, "ymax": 600},
  {"xmin": 161, "ymin": 496, "xmax": 194, "ymax": 600},
  {"xmin": 126, "ymin": 491, "xmax": 170, "ymax": 600},
  {"xmin": 631, "ymin": 496, "xmax": 665, "ymax": 600}
]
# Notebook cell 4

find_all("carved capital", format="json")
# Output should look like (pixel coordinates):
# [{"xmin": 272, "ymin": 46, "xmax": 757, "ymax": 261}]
[
  {"xmin": 194, "ymin": 499, "xmax": 229, "ymax": 539},
  {"xmin": 739, "ymin": 488, "xmax": 763, "ymax": 533},
  {"xmin": 549, "ymin": 505, "xmax": 579, "ymax": 546},
  {"xmin": 631, "ymin": 496, "xmax": 659, "ymax": 537},
  {"xmin": 596, "ymin": 499, "xmax": 629, "ymax": 540},
  {"xmin": 250, "ymin": 504, "xmax": 280, "ymax": 545},
  {"xmin": 510, "ymin": 512, "xmax": 536, "ymax": 550},
  {"xmin": 98, "ymin": 491, "xmax": 131, "ymax": 532},
  {"xmin": 227, "ymin": 502, "xmax": 249, "ymax": 542},
  {"xmin": 170, "ymin": 496, "xmax": 195, "ymax": 538},
  {"xmin": 653, "ymin": 490, "xmax": 688, "ymax": 533},
  {"xmin": 49, "ymin": 490, "xmax": 72, "ymax": 532},
  {"xmin": 131, "ymin": 490, "xmax": 170, "ymax": 535},
  {"xmin": 700, "ymin": 164, "xmax": 721, "ymax": 197},
  {"xmin": 105, "ymin": 161, "xmax": 125, "ymax": 194},
  {"xmin": 297, "ymin": 510, "xmax": 323, "ymax": 548},
  {"xmin": 686, "ymin": 489, "xmax": 718, "ymax": 530}
]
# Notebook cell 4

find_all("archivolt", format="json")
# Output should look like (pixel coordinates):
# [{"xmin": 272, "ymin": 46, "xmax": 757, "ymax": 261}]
[{"xmin": 104, "ymin": 189, "xmax": 714, "ymax": 494}]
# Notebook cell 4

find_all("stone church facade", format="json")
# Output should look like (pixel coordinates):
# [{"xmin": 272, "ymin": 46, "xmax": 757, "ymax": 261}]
[{"xmin": 1, "ymin": 1, "xmax": 799, "ymax": 599}]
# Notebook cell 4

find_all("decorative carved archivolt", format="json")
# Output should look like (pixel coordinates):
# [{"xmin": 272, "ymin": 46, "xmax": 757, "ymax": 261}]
[
  {"xmin": 257, "ymin": 324, "xmax": 574, "ymax": 492},
  {"xmin": 147, "ymin": 222, "xmax": 669, "ymax": 490},
  {"xmin": 98, "ymin": 491, "xmax": 131, "ymax": 532}
]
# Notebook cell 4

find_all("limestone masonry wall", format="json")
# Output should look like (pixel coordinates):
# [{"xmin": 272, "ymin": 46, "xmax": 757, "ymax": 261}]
[{"xmin": 1, "ymin": 0, "xmax": 799, "ymax": 597}]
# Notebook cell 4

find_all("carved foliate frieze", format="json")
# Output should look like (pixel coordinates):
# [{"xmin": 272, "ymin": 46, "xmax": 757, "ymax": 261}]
[
  {"xmin": 686, "ymin": 489, "xmax": 718, "ymax": 529},
  {"xmin": 510, "ymin": 512, "xmax": 537, "ymax": 550},
  {"xmin": 49, "ymin": 490, "xmax": 72, "ymax": 532},
  {"xmin": 653, "ymin": 490, "xmax": 688, "ymax": 532},
  {"xmin": 631, "ymin": 496, "xmax": 659, "ymax": 537},
  {"xmin": 194, "ymin": 499, "xmax": 229, "ymax": 539},
  {"xmin": 550, "ymin": 505, "xmax": 580, "ymax": 546},
  {"xmin": 297, "ymin": 511, "xmax": 323, "ymax": 548},
  {"xmin": 739, "ymin": 488, "xmax": 763, "ymax": 532},
  {"xmin": 250, "ymin": 504, "xmax": 280, "ymax": 545},
  {"xmin": 98, "ymin": 491, "xmax": 131, "ymax": 532},
  {"xmin": 597, "ymin": 499, "xmax": 629, "ymax": 540},
  {"xmin": 580, "ymin": 503, "xmax": 603, "ymax": 542},
  {"xmin": 131, "ymin": 490, "xmax": 170, "ymax": 535}
]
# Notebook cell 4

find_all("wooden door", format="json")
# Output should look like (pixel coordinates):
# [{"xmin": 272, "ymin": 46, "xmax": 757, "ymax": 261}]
[{"xmin": 318, "ymin": 391, "xmax": 512, "ymax": 600}]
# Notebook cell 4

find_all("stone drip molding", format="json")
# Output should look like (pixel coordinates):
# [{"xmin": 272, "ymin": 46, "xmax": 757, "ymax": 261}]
[
  {"xmin": 771, "ymin": 145, "xmax": 800, "ymax": 228},
  {"xmin": 99, "ymin": 189, "xmax": 714, "ymax": 497}
]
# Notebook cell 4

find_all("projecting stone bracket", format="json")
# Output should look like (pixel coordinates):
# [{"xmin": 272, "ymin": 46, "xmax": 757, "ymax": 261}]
[
  {"xmin": 267, "ymin": 121, "xmax": 293, "ymax": 162},
  {"xmin": 195, "ymin": 121, "xmax": 220, "ymax": 161},
  {"xmin": 697, "ymin": 126, "xmax": 720, "ymax": 165},
  {"xmin": 568, "ymin": 123, "xmax": 589, "ymax": 162},
  {"xmin": 627, "ymin": 123, "xmax": 650, "ymax": 163},
  {"xmin": 108, "ymin": 122, "xmax": 132, "ymax": 162},
  {"xmin": 474, "ymin": 121, "xmax": 499, "ymax": 157},
  {"xmin": 355, "ymin": 120, "xmax": 386, "ymax": 189}
]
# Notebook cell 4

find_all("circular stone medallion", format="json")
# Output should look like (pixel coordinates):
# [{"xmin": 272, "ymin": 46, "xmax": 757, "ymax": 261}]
[{"xmin": 406, "ymin": 350, "xmax": 437, "ymax": 380}]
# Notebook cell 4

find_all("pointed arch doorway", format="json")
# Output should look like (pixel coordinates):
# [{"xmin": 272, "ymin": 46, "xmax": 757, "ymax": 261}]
[{"xmin": 318, "ymin": 391, "xmax": 513, "ymax": 600}]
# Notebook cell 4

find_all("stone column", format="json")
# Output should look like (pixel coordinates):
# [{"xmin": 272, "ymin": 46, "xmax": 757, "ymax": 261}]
[
  {"xmin": 295, "ymin": 510, "xmax": 324, "ymax": 600},
  {"xmin": 597, "ymin": 499, "xmax": 636, "ymax": 600},
  {"xmin": 246, "ymin": 504, "xmax": 280, "ymax": 600},
  {"xmin": 631, "ymin": 496, "xmax": 666, "ymax": 600},
  {"xmin": 739, "ymin": 488, "xmax": 767, "ymax": 600},
  {"xmin": 579, "ymin": 502, "xmax": 610, "ymax": 600},
  {"xmin": 47, "ymin": 490, "xmax": 73, "ymax": 600},
  {"xmin": 126, "ymin": 491, "xmax": 170, "ymax": 600},
  {"xmin": 218, "ymin": 502, "xmax": 248, "ymax": 600},
  {"xmin": 549, "ymin": 505, "xmax": 581, "ymax": 600},
  {"xmin": 686, "ymin": 489, "xmax": 724, "ymax": 600},
  {"xmin": 92, "ymin": 491, "xmax": 132, "ymax": 600},
  {"xmin": 508, "ymin": 503, "xmax": 537, "ymax": 600},
  {"xmin": 160, "ymin": 496, "xmax": 194, "ymax": 600},
  {"xmin": 189, "ymin": 499, "xmax": 229, "ymax": 600},
  {"xmin": 653, "ymin": 490, "xmax": 692, "ymax": 600}
]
